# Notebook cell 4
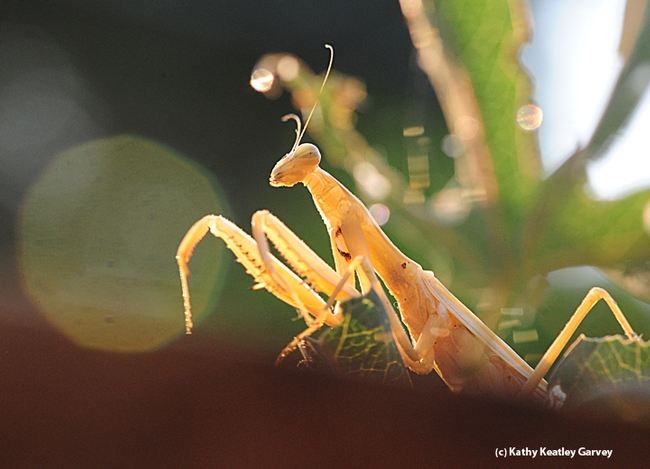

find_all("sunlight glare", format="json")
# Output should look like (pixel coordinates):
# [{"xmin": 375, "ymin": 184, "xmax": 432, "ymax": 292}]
[
  {"xmin": 250, "ymin": 68, "xmax": 274, "ymax": 93},
  {"xmin": 516, "ymin": 104, "xmax": 543, "ymax": 131},
  {"xmin": 353, "ymin": 161, "xmax": 391, "ymax": 201},
  {"xmin": 369, "ymin": 203, "xmax": 390, "ymax": 226},
  {"xmin": 19, "ymin": 136, "xmax": 228, "ymax": 352}
]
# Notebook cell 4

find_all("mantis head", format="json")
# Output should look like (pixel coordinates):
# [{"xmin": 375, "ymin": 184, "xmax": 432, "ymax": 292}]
[
  {"xmin": 270, "ymin": 142, "xmax": 321, "ymax": 187},
  {"xmin": 269, "ymin": 44, "xmax": 333, "ymax": 188},
  {"xmin": 270, "ymin": 112, "xmax": 321, "ymax": 187}
]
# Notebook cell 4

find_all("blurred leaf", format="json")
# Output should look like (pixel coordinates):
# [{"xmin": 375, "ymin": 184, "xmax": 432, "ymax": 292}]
[
  {"xmin": 430, "ymin": 0, "xmax": 542, "ymax": 217},
  {"xmin": 398, "ymin": 0, "xmax": 548, "ymax": 319},
  {"xmin": 619, "ymin": 0, "xmax": 650, "ymax": 61},
  {"xmin": 523, "ymin": 147, "xmax": 650, "ymax": 301},
  {"xmin": 526, "ymin": 184, "xmax": 650, "ymax": 275},
  {"xmin": 603, "ymin": 260, "xmax": 650, "ymax": 303},
  {"xmin": 298, "ymin": 290, "xmax": 412, "ymax": 388},
  {"xmin": 548, "ymin": 334, "xmax": 650, "ymax": 418},
  {"xmin": 585, "ymin": 1, "xmax": 650, "ymax": 160}
]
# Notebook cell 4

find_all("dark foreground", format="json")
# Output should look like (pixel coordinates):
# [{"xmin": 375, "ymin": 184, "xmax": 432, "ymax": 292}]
[{"xmin": 1, "ymin": 320, "xmax": 649, "ymax": 469}]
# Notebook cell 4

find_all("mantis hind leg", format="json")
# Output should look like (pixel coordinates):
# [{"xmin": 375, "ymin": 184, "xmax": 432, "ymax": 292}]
[{"xmin": 519, "ymin": 287, "xmax": 639, "ymax": 398}]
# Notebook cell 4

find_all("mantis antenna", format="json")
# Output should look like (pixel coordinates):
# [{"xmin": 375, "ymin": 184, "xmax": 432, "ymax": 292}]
[{"xmin": 283, "ymin": 44, "xmax": 334, "ymax": 154}]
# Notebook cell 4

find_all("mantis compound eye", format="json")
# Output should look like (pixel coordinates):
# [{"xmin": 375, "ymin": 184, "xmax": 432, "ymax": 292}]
[{"xmin": 294, "ymin": 143, "xmax": 321, "ymax": 163}]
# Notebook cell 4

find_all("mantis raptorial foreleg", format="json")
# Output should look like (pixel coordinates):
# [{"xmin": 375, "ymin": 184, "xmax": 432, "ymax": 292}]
[
  {"xmin": 251, "ymin": 210, "xmax": 357, "ymax": 302},
  {"xmin": 250, "ymin": 208, "xmax": 430, "ymax": 369},
  {"xmin": 176, "ymin": 214, "xmax": 343, "ymax": 335},
  {"xmin": 519, "ymin": 287, "xmax": 639, "ymax": 398},
  {"xmin": 176, "ymin": 209, "xmax": 432, "ymax": 370}
]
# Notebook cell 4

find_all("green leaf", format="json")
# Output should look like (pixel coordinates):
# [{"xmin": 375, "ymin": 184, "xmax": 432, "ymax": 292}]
[
  {"xmin": 298, "ymin": 290, "xmax": 412, "ymax": 388},
  {"xmin": 432, "ymin": 0, "xmax": 542, "ymax": 216},
  {"xmin": 548, "ymin": 334, "xmax": 650, "ymax": 413}
]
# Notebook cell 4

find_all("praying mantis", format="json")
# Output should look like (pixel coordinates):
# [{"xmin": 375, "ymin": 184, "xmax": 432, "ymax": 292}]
[{"xmin": 176, "ymin": 46, "xmax": 640, "ymax": 406}]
